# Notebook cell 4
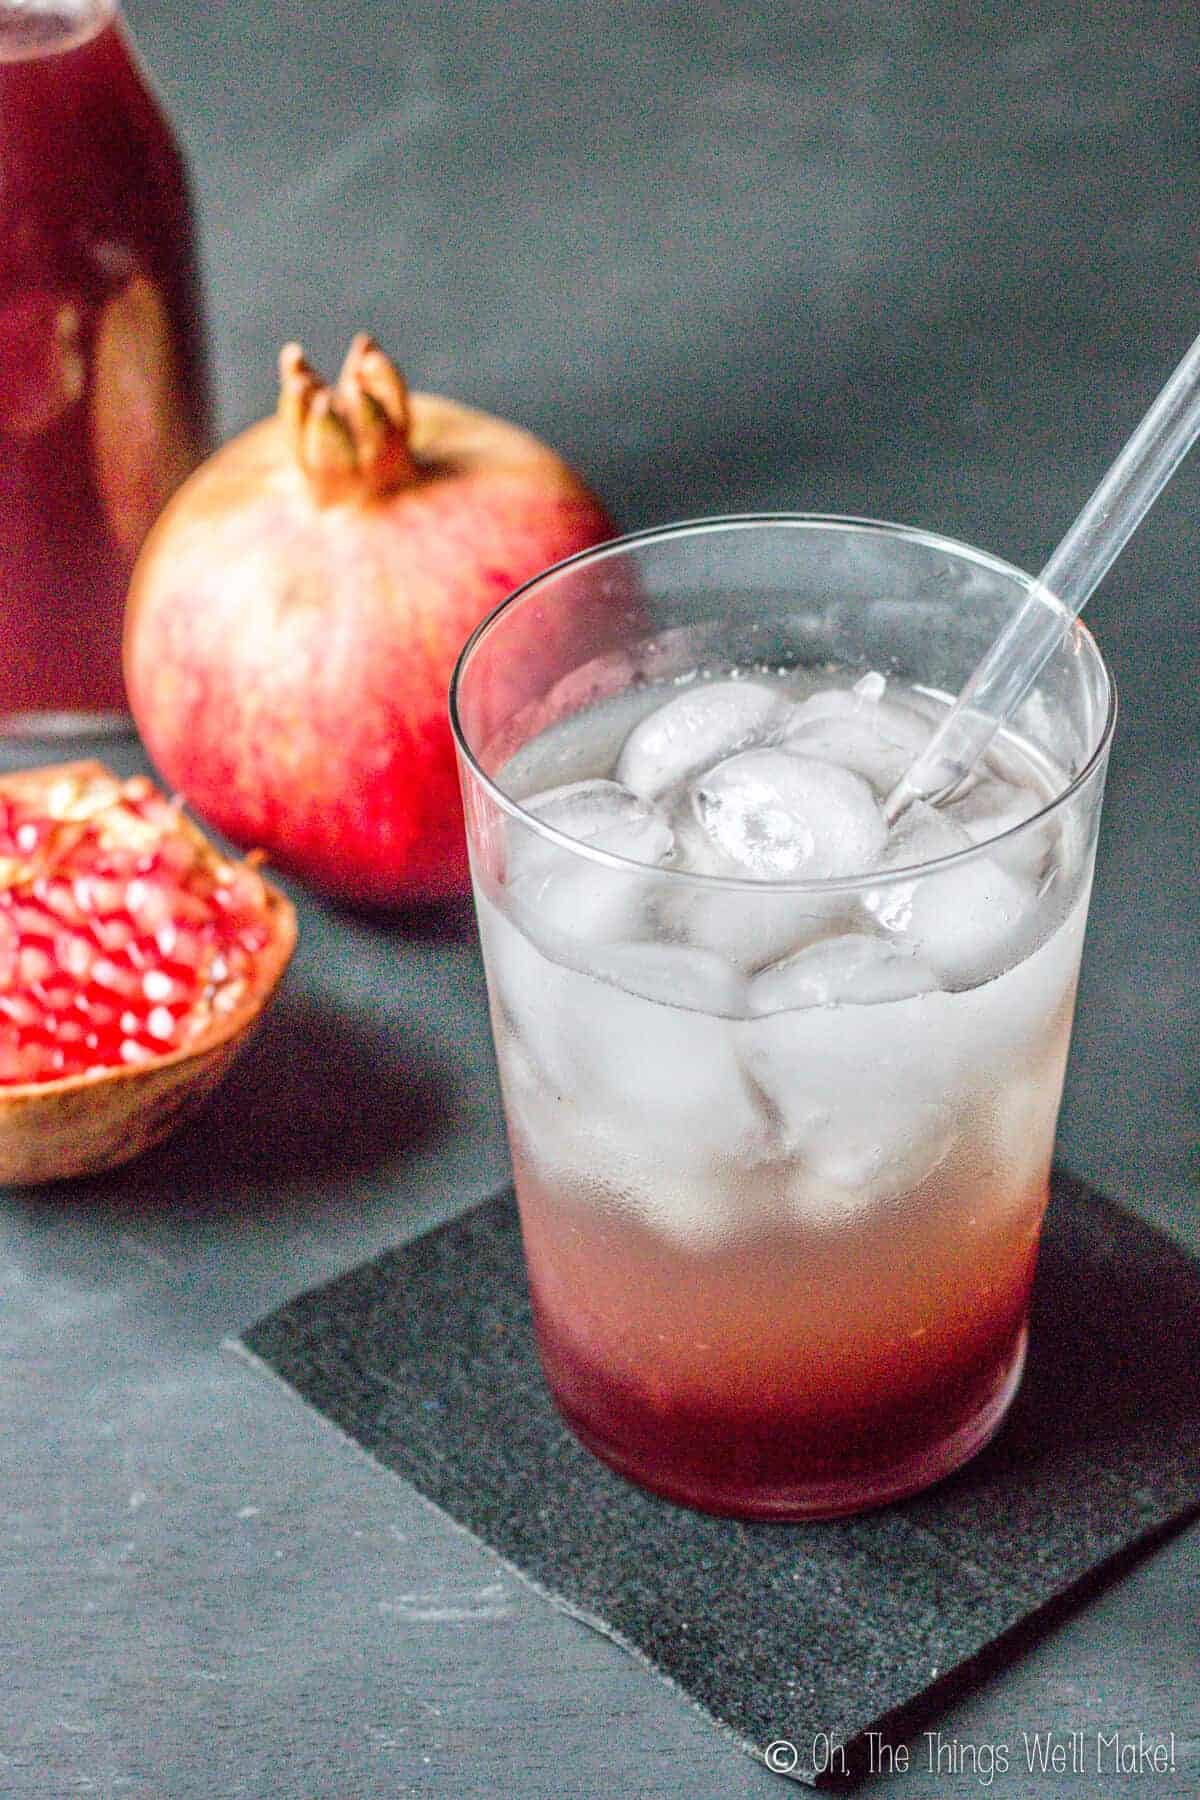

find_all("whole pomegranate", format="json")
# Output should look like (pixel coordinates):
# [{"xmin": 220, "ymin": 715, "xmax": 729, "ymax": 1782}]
[{"xmin": 124, "ymin": 335, "xmax": 615, "ymax": 904}]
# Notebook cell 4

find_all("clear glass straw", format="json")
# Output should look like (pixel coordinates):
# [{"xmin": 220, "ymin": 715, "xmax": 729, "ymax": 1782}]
[{"xmin": 885, "ymin": 326, "xmax": 1200, "ymax": 820}]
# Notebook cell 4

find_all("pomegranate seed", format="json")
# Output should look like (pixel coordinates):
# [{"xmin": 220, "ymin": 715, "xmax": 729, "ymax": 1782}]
[
  {"xmin": 17, "ymin": 943, "xmax": 53, "ymax": 985},
  {"xmin": 109, "ymin": 914, "xmax": 141, "ymax": 946},
  {"xmin": 145, "ymin": 1006, "xmax": 176, "ymax": 1042},
  {"xmin": 0, "ymin": 769, "xmax": 275, "ymax": 1084},
  {"xmin": 88, "ymin": 956, "xmax": 139, "ymax": 997},
  {"xmin": 141, "ymin": 968, "xmax": 174, "ymax": 1002}
]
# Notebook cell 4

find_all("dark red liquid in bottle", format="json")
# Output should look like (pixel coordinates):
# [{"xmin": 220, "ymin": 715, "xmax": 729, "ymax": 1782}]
[{"xmin": 0, "ymin": 0, "xmax": 213, "ymax": 728}]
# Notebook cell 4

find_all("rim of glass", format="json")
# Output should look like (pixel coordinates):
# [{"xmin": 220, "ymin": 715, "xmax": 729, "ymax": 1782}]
[{"xmin": 449, "ymin": 513, "xmax": 1117, "ymax": 895}]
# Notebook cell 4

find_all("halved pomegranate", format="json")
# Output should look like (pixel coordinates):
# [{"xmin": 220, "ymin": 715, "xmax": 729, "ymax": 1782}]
[{"xmin": 0, "ymin": 761, "xmax": 296, "ymax": 1184}]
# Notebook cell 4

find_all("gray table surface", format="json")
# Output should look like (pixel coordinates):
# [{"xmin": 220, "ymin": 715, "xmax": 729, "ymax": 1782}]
[{"xmin": 3, "ymin": 2, "xmax": 1198, "ymax": 1796}]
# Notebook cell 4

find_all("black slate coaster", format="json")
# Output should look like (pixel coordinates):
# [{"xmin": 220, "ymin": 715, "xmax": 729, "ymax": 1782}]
[{"xmin": 240, "ymin": 1172, "xmax": 1200, "ymax": 1785}]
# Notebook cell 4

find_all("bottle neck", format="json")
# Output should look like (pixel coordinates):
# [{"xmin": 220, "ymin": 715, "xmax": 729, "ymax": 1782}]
[{"xmin": 0, "ymin": 0, "xmax": 116, "ymax": 60}]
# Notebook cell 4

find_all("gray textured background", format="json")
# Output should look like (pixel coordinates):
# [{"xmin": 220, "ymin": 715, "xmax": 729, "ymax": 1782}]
[{"xmin": 2, "ymin": 2, "xmax": 1197, "ymax": 1796}]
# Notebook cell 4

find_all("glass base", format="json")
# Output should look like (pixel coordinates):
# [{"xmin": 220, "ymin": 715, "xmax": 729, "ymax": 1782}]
[
  {"xmin": 1, "ymin": 709, "xmax": 134, "ymax": 740},
  {"xmin": 549, "ymin": 1327, "xmax": 1028, "ymax": 1521}
]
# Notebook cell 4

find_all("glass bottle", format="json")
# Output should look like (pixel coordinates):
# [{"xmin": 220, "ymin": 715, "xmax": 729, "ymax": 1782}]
[{"xmin": 0, "ymin": 0, "xmax": 213, "ymax": 732}]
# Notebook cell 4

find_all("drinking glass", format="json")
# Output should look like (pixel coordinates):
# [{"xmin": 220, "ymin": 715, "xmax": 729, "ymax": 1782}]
[{"xmin": 451, "ymin": 515, "xmax": 1114, "ymax": 1519}]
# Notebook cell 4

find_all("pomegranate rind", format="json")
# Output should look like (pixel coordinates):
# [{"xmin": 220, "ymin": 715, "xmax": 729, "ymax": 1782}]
[{"xmin": 0, "ymin": 761, "xmax": 296, "ymax": 1186}]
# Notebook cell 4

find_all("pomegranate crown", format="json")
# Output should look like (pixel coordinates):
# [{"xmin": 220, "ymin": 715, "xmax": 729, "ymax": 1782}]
[{"xmin": 278, "ymin": 333, "xmax": 417, "ymax": 504}]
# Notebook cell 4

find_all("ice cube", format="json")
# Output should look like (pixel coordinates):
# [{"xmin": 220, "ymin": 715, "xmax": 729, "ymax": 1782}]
[
  {"xmin": 691, "ymin": 750, "xmax": 887, "ymax": 880},
  {"xmin": 985, "ymin": 1074, "xmax": 1061, "ymax": 1202},
  {"xmin": 603, "ymin": 1132, "xmax": 750, "ymax": 1248},
  {"xmin": 528, "ymin": 1111, "xmax": 747, "ymax": 1250},
  {"xmin": 505, "ymin": 778, "xmax": 673, "ymax": 954},
  {"xmin": 786, "ymin": 1099, "xmax": 956, "ymax": 1211},
  {"xmin": 491, "ymin": 1014, "xmax": 553, "ymax": 1126},
  {"xmin": 653, "ymin": 771, "xmax": 848, "ymax": 970},
  {"xmin": 493, "ymin": 1042, "xmax": 726, "ymax": 1244},
  {"xmin": 944, "ymin": 776, "xmax": 1052, "ymax": 879},
  {"xmin": 738, "ymin": 880, "xmax": 1090, "ymax": 1221},
  {"xmin": 580, "ymin": 939, "xmax": 744, "ymax": 1013},
  {"xmin": 655, "ymin": 880, "xmax": 836, "ymax": 973},
  {"xmin": 779, "ymin": 1165, "xmax": 886, "ymax": 1226},
  {"xmin": 866, "ymin": 801, "xmax": 1036, "ymax": 985},
  {"xmin": 514, "ymin": 778, "xmax": 674, "ymax": 874},
  {"xmin": 779, "ymin": 674, "xmax": 935, "ymax": 793},
  {"xmin": 634, "ymin": 1168, "xmax": 741, "ymax": 1248},
  {"xmin": 656, "ymin": 753, "xmax": 879, "ymax": 970},
  {"xmin": 514, "ymin": 858, "xmax": 654, "ymax": 950},
  {"xmin": 748, "ymin": 932, "xmax": 942, "ymax": 1015},
  {"xmin": 476, "ymin": 891, "xmax": 580, "ymax": 1096},
  {"xmin": 739, "ymin": 994, "xmax": 957, "ymax": 1206},
  {"xmin": 615, "ymin": 679, "xmax": 787, "ymax": 801},
  {"xmin": 481, "ymin": 891, "xmax": 770, "ymax": 1170},
  {"xmin": 880, "ymin": 797, "xmax": 967, "ymax": 867},
  {"xmin": 566, "ymin": 961, "xmax": 765, "ymax": 1165}
]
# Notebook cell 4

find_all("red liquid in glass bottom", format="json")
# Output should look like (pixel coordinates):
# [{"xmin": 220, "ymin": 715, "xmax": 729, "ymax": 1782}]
[
  {"xmin": 0, "ymin": 2, "xmax": 212, "ymax": 724},
  {"xmin": 516, "ymin": 1154, "xmax": 1047, "ymax": 1518}
]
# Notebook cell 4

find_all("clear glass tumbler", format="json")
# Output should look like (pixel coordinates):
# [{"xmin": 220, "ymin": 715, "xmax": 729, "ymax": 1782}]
[{"xmin": 450, "ymin": 515, "xmax": 1115, "ymax": 1519}]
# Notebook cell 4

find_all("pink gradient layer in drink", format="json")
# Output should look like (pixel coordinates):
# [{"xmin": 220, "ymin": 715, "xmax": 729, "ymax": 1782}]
[{"xmin": 517, "ymin": 1150, "xmax": 1048, "ymax": 1517}]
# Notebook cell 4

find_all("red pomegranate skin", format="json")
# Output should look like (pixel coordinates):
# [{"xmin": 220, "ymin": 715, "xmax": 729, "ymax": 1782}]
[{"xmin": 124, "ymin": 387, "xmax": 614, "ymax": 904}]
